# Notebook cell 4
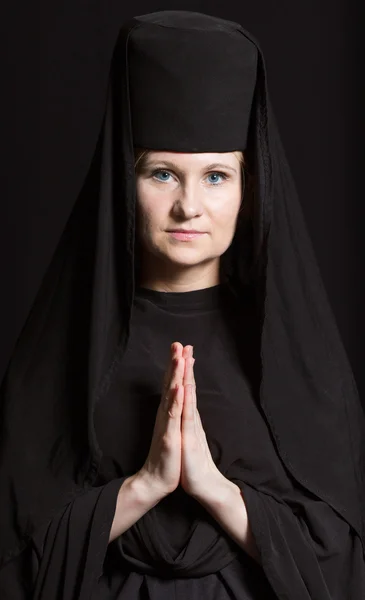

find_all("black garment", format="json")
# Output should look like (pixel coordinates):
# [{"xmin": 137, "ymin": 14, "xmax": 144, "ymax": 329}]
[
  {"xmin": 1, "ymin": 285, "xmax": 364, "ymax": 599},
  {"xmin": 93, "ymin": 283, "xmax": 276, "ymax": 597},
  {"xmin": 1, "ymin": 10, "xmax": 364, "ymax": 599},
  {"xmin": 95, "ymin": 284, "xmax": 365, "ymax": 598}
]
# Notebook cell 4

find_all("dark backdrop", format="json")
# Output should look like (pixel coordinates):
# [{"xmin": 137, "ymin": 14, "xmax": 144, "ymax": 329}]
[{"xmin": 1, "ymin": 1, "xmax": 364, "ymax": 404}]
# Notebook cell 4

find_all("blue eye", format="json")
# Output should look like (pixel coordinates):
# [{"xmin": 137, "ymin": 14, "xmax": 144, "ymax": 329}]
[
  {"xmin": 151, "ymin": 170, "xmax": 228, "ymax": 185},
  {"xmin": 207, "ymin": 172, "xmax": 228, "ymax": 185},
  {"xmin": 152, "ymin": 170, "xmax": 172, "ymax": 183}
]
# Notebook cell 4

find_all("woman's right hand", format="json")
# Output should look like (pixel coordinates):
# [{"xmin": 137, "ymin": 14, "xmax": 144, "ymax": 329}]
[
  {"xmin": 109, "ymin": 342, "xmax": 188, "ymax": 542},
  {"xmin": 137, "ymin": 342, "xmax": 186, "ymax": 499}
]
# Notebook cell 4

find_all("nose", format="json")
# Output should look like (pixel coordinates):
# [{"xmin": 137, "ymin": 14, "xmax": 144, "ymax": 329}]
[{"xmin": 171, "ymin": 184, "xmax": 204, "ymax": 219}]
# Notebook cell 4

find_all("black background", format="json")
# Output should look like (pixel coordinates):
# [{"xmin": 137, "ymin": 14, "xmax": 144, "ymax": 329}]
[{"xmin": 1, "ymin": 1, "xmax": 364, "ymax": 404}]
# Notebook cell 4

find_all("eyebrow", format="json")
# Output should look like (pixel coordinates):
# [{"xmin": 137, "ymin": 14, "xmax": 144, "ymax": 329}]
[{"xmin": 142, "ymin": 160, "xmax": 238, "ymax": 174}]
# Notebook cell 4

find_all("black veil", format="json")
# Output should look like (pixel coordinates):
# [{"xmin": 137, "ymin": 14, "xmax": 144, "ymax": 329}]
[{"xmin": 0, "ymin": 10, "xmax": 364, "ymax": 570}]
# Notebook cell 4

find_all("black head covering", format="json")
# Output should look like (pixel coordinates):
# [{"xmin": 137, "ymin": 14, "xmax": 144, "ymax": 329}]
[{"xmin": 0, "ymin": 10, "xmax": 364, "ymax": 568}]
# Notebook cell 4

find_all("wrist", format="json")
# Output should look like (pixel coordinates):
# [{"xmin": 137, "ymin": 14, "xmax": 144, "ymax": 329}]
[
  {"xmin": 192, "ymin": 471, "xmax": 235, "ymax": 507},
  {"xmin": 131, "ymin": 470, "xmax": 170, "ymax": 508},
  {"xmin": 109, "ymin": 473, "xmax": 165, "ymax": 543}
]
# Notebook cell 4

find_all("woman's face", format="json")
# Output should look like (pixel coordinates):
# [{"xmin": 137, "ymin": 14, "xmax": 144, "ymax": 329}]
[{"xmin": 135, "ymin": 151, "xmax": 243, "ymax": 283}]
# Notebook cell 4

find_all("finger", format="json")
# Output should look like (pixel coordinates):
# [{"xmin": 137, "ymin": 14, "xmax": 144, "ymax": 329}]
[
  {"xmin": 171, "ymin": 356, "xmax": 186, "ymax": 390},
  {"xmin": 165, "ymin": 383, "xmax": 184, "ymax": 430},
  {"xmin": 163, "ymin": 357, "xmax": 185, "ymax": 412},
  {"xmin": 196, "ymin": 408, "xmax": 206, "ymax": 438},
  {"xmin": 162, "ymin": 342, "xmax": 182, "ymax": 393},
  {"xmin": 182, "ymin": 383, "xmax": 196, "ymax": 424},
  {"xmin": 173, "ymin": 342, "xmax": 184, "ymax": 357},
  {"xmin": 182, "ymin": 344, "xmax": 193, "ymax": 361},
  {"xmin": 183, "ymin": 355, "xmax": 195, "ymax": 387},
  {"xmin": 183, "ymin": 356, "xmax": 197, "ymax": 425},
  {"xmin": 182, "ymin": 345, "xmax": 188, "ymax": 358},
  {"xmin": 171, "ymin": 342, "xmax": 183, "ymax": 364},
  {"xmin": 182, "ymin": 344, "xmax": 193, "ymax": 383}
]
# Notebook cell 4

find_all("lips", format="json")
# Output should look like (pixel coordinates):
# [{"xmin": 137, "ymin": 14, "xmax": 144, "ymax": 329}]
[
  {"xmin": 168, "ymin": 230, "xmax": 204, "ymax": 234},
  {"xmin": 168, "ymin": 230, "xmax": 207, "ymax": 241}
]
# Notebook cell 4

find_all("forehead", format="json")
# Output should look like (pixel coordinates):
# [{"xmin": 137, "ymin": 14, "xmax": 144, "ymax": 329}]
[{"xmin": 144, "ymin": 151, "xmax": 239, "ymax": 168}]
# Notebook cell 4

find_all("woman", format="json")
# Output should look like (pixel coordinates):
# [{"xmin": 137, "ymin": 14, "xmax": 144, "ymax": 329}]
[{"xmin": 0, "ymin": 10, "xmax": 364, "ymax": 599}]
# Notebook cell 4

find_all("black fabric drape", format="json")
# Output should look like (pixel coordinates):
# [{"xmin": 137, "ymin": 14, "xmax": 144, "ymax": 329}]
[
  {"xmin": 0, "ymin": 9, "xmax": 364, "ymax": 598},
  {"xmin": 0, "ymin": 479, "xmax": 124, "ymax": 599}
]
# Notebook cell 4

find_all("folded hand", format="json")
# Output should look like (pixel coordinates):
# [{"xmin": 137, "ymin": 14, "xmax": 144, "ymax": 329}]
[{"xmin": 180, "ymin": 345, "xmax": 222, "ymax": 499}]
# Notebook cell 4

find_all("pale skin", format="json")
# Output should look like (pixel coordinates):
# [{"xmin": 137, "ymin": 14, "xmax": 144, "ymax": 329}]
[
  {"xmin": 109, "ymin": 151, "xmax": 260, "ymax": 563},
  {"xmin": 135, "ymin": 150, "xmax": 243, "ymax": 291}
]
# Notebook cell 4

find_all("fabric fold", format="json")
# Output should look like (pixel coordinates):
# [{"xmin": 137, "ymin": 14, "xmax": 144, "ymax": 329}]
[
  {"xmin": 239, "ymin": 481, "xmax": 365, "ymax": 599},
  {"xmin": 32, "ymin": 478, "xmax": 124, "ymax": 600},
  {"xmin": 114, "ymin": 508, "xmax": 239, "ymax": 578}
]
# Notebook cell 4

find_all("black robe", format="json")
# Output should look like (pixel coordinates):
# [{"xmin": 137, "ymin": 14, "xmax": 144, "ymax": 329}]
[
  {"xmin": 1, "ymin": 284, "xmax": 363, "ymax": 599},
  {"xmin": 1, "ymin": 11, "xmax": 365, "ymax": 600}
]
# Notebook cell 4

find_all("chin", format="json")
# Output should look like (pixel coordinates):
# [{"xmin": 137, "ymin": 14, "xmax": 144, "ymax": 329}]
[
  {"xmin": 166, "ymin": 257, "xmax": 205, "ymax": 268},
  {"xmin": 163, "ymin": 250, "xmax": 215, "ymax": 269}
]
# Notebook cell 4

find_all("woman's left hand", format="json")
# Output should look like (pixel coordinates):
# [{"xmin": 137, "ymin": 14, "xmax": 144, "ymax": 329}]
[{"xmin": 180, "ymin": 345, "xmax": 223, "ymax": 499}]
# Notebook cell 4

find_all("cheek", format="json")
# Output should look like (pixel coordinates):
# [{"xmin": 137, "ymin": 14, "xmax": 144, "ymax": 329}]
[
  {"xmin": 136, "ymin": 199, "xmax": 167, "ymax": 237},
  {"xmin": 212, "ymin": 195, "xmax": 241, "ymax": 232},
  {"xmin": 138, "ymin": 209, "xmax": 154, "ymax": 239}
]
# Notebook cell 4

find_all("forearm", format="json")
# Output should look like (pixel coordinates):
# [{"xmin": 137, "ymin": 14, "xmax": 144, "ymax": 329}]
[
  {"xmin": 109, "ymin": 472, "xmax": 164, "ymax": 543},
  {"xmin": 195, "ymin": 475, "xmax": 261, "ymax": 564}
]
